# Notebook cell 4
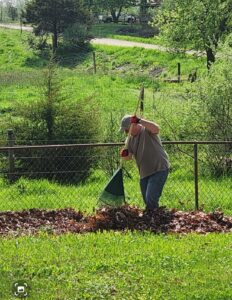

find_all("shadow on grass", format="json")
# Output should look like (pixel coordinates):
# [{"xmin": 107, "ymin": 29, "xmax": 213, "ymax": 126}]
[
  {"xmin": 56, "ymin": 44, "xmax": 92, "ymax": 68},
  {"xmin": 23, "ymin": 43, "xmax": 92, "ymax": 69}
]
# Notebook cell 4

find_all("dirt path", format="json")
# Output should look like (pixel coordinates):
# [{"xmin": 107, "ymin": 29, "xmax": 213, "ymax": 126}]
[
  {"xmin": 0, "ymin": 23, "xmax": 201, "ymax": 55},
  {"xmin": 91, "ymin": 37, "xmax": 168, "ymax": 51},
  {"xmin": 0, "ymin": 23, "xmax": 32, "ymax": 32}
]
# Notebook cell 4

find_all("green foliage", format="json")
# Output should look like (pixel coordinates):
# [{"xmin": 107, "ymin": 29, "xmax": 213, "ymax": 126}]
[
  {"xmin": 8, "ymin": 58, "xmax": 100, "ymax": 183},
  {"xmin": 190, "ymin": 37, "xmax": 232, "ymax": 175},
  {"xmin": 92, "ymin": 0, "xmax": 136, "ymax": 23},
  {"xmin": 24, "ymin": 0, "xmax": 91, "ymax": 50},
  {"xmin": 63, "ymin": 22, "xmax": 91, "ymax": 48},
  {"xmin": 155, "ymin": 0, "xmax": 232, "ymax": 68},
  {"xmin": 7, "ymin": 3, "xmax": 18, "ymax": 21},
  {"xmin": 27, "ymin": 33, "xmax": 48, "ymax": 51}
]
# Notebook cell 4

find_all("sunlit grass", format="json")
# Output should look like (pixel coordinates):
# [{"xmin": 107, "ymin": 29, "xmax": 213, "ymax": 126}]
[
  {"xmin": 1, "ymin": 232, "xmax": 232, "ymax": 299},
  {"xmin": 0, "ymin": 169, "xmax": 231, "ymax": 215}
]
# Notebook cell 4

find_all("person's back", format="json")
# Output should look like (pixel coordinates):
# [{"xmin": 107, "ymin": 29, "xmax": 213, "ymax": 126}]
[
  {"xmin": 128, "ymin": 127, "xmax": 170, "ymax": 179},
  {"xmin": 120, "ymin": 115, "xmax": 170, "ymax": 210}
]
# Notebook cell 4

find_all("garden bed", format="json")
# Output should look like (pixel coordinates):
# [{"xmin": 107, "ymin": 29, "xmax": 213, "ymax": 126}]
[{"xmin": 1, "ymin": 205, "xmax": 232, "ymax": 236}]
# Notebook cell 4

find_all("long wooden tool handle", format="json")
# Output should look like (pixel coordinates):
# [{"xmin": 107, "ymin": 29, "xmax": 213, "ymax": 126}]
[
  {"xmin": 124, "ymin": 89, "xmax": 143, "ymax": 149},
  {"xmin": 120, "ymin": 87, "xmax": 143, "ymax": 167}
]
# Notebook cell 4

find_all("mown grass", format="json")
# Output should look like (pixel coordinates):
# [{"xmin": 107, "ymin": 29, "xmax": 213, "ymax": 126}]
[
  {"xmin": 1, "ymin": 232, "xmax": 232, "ymax": 299},
  {"xmin": 90, "ymin": 23, "xmax": 166, "ymax": 46}
]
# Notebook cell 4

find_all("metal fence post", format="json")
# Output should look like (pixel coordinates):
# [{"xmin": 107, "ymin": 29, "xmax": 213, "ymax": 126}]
[
  {"xmin": 7, "ymin": 129, "xmax": 15, "ymax": 183},
  {"xmin": 194, "ymin": 142, "xmax": 199, "ymax": 210}
]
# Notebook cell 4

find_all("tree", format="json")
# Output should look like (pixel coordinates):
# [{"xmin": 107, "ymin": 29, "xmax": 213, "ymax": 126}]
[
  {"xmin": 9, "ymin": 57, "xmax": 100, "ymax": 183},
  {"xmin": 24, "ymin": 0, "xmax": 91, "ymax": 50},
  {"xmin": 7, "ymin": 4, "xmax": 18, "ymax": 20},
  {"xmin": 93, "ymin": 0, "xmax": 135, "ymax": 23},
  {"xmin": 0, "ymin": 1, "xmax": 3, "ymax": 21},
  {"xmin": 155, "ymin": 0, "xmax": 232, "ymax": 69},
  {"xmin": 189, "ymin": 36, "xmax": 232, "ymax": 175}
]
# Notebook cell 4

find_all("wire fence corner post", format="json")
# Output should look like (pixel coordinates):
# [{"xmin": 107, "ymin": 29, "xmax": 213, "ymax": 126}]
[{"xmin": 194, "ymin": 142, "xmax": 199, "ymax": 210}]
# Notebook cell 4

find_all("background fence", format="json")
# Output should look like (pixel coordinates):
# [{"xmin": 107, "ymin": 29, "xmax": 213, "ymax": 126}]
[{"xmin": 0, "ymin": 140, "xmax": 231, "ymax": 214}]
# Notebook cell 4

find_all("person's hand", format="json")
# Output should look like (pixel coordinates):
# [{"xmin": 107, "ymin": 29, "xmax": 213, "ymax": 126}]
[
  {"xmin": 130, "ymin": 115, "xmax": 141, "ymax": 124},
  {"xmin": 120, "ymin": 148, "xmax": 129, "ymax": 157}
]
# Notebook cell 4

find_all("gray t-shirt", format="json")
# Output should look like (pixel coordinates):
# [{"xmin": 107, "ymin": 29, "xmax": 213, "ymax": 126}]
[{"xmin": 128, "ymin": 127, "xmax": 170, "ymax": 179}]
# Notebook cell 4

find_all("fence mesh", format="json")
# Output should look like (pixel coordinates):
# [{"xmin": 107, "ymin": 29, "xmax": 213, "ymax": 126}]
[{"xmin": 0, "ymin": 141, "xmax": 231, "ymax": 214}]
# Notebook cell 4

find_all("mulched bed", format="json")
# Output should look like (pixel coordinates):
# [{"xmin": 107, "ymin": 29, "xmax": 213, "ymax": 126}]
[{"xmin": 0, "ymin": 205, "xmax": 232, "ymax": 236}]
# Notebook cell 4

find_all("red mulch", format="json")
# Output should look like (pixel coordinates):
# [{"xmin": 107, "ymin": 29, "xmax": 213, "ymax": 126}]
[{"xmin": 0, "ymin": 205, "xmax": 232, "ymax": 236}]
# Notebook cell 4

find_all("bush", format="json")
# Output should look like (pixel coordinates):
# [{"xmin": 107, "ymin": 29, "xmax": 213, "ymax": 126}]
[
  {"xmin": 8, "ymin": 58, "xmax": 100, "ymax": 184},
  {"xmin": 63, "ymin": 23, "xmax": 92, "ymax": 48},
  {"xmin": 27, "ymin": 33, "xmax": 49, "ymax": 51},
  {"xmin": 191, "ymin": 37, "xmax": 232, "ymax": 176}
]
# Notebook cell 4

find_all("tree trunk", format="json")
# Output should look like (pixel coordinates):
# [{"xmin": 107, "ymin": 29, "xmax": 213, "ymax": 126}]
[
  {"xmin": 111, "ymin": 10, "xmax": 118, "ymax": 23},
  {"xmin": 206, "ymin": 47, "xmax": 215, "ymax": 70},
  {"xmin": 0, "ymin": 5, "xmax": 2, "ymax": 21},
  {"xmin": 111, "ymin": 5, "xmax": 123, "ymax": 23},
  {"xmin": 140, "ymin": 0, "xmax": 148, "ymax": 25}
]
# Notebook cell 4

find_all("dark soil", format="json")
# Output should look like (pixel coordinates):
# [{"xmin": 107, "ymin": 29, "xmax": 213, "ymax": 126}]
[{"xmin": 1, "ymin": 205, "xmax": 232, "ymax": 236}]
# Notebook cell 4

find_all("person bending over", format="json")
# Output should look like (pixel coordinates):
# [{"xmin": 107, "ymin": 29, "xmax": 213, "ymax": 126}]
[{"xmin": 120, "ymin": 115, "xmax": 170, "ymax": 211}]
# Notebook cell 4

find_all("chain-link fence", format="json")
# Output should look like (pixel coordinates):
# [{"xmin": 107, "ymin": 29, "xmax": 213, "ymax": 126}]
[{"xmin": 0, "ymin": 140, "xmax": 231, "ymax": 214}]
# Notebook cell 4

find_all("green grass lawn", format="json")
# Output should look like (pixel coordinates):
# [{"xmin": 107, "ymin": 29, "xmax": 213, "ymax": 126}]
[{"xmin": 1, "ymin": 232, "xmax": 232, "ymax": 299}]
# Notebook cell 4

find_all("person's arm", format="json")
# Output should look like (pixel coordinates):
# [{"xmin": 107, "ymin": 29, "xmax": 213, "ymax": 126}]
[{"xmin": 140, "ymin": 118, "xmax": 160, "ymax": 134}]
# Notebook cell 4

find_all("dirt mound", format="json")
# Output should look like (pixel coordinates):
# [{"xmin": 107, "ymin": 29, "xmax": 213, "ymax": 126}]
[{"xmin": 0, "ymin": 205, "xmax": 232, "ymax": 236}]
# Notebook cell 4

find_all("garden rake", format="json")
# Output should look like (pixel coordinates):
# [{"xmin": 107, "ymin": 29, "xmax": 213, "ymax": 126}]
[{"xmin": 98, "ymin": 87, "xmax": 144, "ymax": 208}]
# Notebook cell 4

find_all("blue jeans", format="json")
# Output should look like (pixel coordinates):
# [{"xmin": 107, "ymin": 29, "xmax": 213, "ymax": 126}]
[{"xmin": 140, "ymin": 170, "xmax": 169, "ymax": 210}]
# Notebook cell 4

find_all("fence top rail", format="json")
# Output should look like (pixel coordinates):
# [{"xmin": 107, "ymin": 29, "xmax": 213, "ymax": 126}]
[{"xmin": 0, "ymin": 141, "xmax": 231, "ymax": 151}]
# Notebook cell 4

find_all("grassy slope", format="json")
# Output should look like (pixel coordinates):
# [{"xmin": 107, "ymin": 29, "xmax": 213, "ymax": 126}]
[
  {"xmin": 1, "ymin": 232, "xmax": 232, "ymax": 299},
  {"xmin": 0, "ymin": 28, "xmax": 206, "ymax": 136}
]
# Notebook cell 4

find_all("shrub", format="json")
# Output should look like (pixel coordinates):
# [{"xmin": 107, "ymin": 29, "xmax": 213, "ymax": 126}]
[
  {"xmin": 27, "ymin": 33, "xmax": 49, "ymax": 51},
  {"xmin": 192, "ymin": 37, "xmax": 232, "ymax": 176},
  {"xmin": 63, "ymin": 23, "xmax": 92, "ymax": 48},
  {"xmin": 8, "ymin": 58, "xmax": 100, "ymax": 184}
]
